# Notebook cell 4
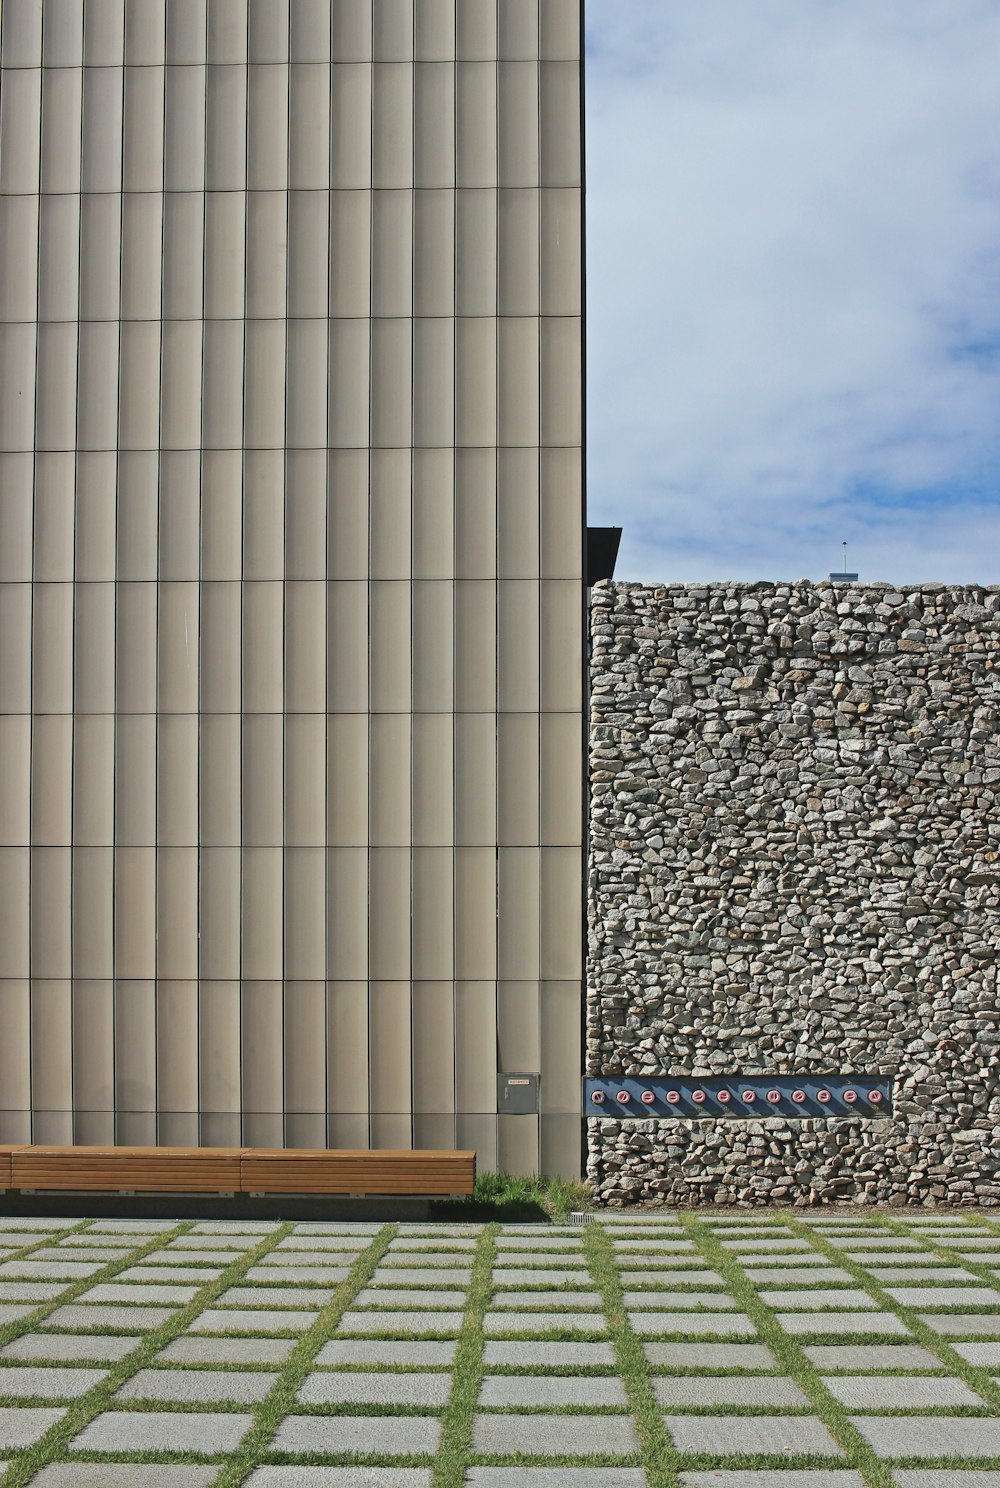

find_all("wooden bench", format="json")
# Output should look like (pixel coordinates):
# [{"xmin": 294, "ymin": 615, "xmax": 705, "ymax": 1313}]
[{"xmin": 1, "ymin": 1146, "xmax": 475, "ymax": 1199}]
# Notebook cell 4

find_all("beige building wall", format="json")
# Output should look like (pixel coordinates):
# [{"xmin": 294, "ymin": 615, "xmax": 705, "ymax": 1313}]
[{"xmin": 0, "ymin": 0, "xmax": 585, "ymax": 1175}]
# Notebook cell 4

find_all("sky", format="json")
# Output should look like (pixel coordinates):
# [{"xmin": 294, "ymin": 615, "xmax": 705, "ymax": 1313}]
[{"xmin": 584, "ymin": 0, "xmax": 1000, "ymax": 584}]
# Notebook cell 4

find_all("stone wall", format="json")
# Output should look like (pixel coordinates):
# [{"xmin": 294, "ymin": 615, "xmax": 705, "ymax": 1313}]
[{"xmin": 587, "ymin": 580, "xmax": 1000, "ymax": 1206}]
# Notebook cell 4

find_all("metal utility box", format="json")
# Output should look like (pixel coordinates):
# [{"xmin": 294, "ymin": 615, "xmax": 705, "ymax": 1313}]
[{"xmin": 499, "ymin": 1073, "xmax": 541, "ymax": 1115}]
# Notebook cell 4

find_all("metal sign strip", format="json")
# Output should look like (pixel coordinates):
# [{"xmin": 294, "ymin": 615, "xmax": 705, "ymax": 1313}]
[{"xmin": 584, "ymin": 1075, "xmax": 892, "ymax": 1118}]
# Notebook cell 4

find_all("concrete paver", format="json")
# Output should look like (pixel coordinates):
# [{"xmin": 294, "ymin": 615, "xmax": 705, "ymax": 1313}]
[
  {"xmin": 663, "ymin": 1414, "xmax": 844, "ymax": 1457},
  {"xmin": 653, "ymin": 1375, "xmax": 808, "ymax": 1406},
  {"xmin": 338, "ymin": 1309, "xmax": 464, "ymax": 1334},
  {"xmin": 825, "ymin": 1374, "xmax": 982, "ymax": 1407},
  {"xmin": 482, "ymin": 1341, "xmax": 616, "ymax": 1366},
  {"xmin": 478, "ymin": 1375, "xmax": 628, "ymax": 1406},
  {"xmin": 78, "ymin": 1282, "xmax": 197, "ymax": 1305},
  {"xmin": 0, "ymin": 1366, "xmax": 107, "ymax": 1397},
  {"xmin": 849, "ymin": 1415, "xmax": 1000, "ymax": 1458},
  {"xmin": 893, "ymin": 1475, "xmax": 1000, "ymax": 1487},
  {"xmin": 316, "ymin": 1339, "xmax": 457, "ymax": 1365},
  {"xmin": 472, "ymin": 1413, "xmax": 639, "ymax": 1456},
  {"xmin": 483, "ymin": 1311, "xmax": 606, "ymax": 1333},
  {"xmin": 0, "ymin": 1406, "xmax": 65, "ymax": 1449},
  {"xmin": 0, "ymin": 1332, "xmax": 141, "ymax": 1362},
  {"xmin": 30, "ymin": 1468, "xmax": 219, "ymax": 1486},
  {"xmin": 158, "ymin": 1336, "xmax": 297, "ymax": 1364},
  {"xmin": 492, "ymin": 1290, "xmax": 602, "ymax": 1309},
  {"xmin": 72, "ymin": 1408, "xmax": 254, "ymax": 1454},
  {"xmin": 952, "ymin": 1341, "xmax": 1000, "ymax": 1365},
  {"xmin": 803, "ymin": 1343, "xmax": 943, "ymax": 1370},
  {"xmin": 644, "ymin": 1341, "xmax": 777, "ymax": 1368},
  {"xmin": 466, "ymin": 1474, "xmax": 648, "ymax": 1487},
  {"xmin": 921, "ymin": 1314, "xmax": 1000, "ymax": 1335},
  {"xmin": 245, "ymin": 1473, "xmax": 431, "ymax": 1488},
  {"xmin": 774, "ymin": 1310, "xmax": 910, "ymax": 1335},
  {"xmin": 270, "ymin": 1414, "xmax": 441, "ymax": 1455},
  {"xmin": 297, "ymin": 1371, "xmax": 451, "ymax": 1406},
  {"xmin": 629, "ymin": 1311, "xmax": 755, "ymax": 1335},
  {"xmin": 217, "ymin": 1286, "xmax": 335, "ymax": 1308},
  {"xmin": 116, "ymin": 1367, "xmax": 278, "ymax": 1403},
  {"xmin": 193, "ymin": 1307, "xmax": 320, "ymax": 1333},
  {"xmin": 756, "ymin": 1288, "xmax": 877, "ymax": 1310},
  {"xmin": 353, "ymin": 1288, "xmax": 468, "ymax": 1308},
  {"xmin": 679, "ymin": 1476, "xmax": 863, "ymax": 1487},
  {"xmin": 41, "ymin": 1304, "xmax": 177, "ymax": 1331}
]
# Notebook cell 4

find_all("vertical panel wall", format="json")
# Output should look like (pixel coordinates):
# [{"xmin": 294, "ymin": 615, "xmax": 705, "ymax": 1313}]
[{"xmin": 0, "ymin": 0, "xmax": 585, "ymax": 1175}]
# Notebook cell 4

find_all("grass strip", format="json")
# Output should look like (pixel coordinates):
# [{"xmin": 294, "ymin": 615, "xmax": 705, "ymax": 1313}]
[
  {"xmin": 0, "ymin": 1220, "xmax": 297, "ymax": 1487},
  {"xmin": 430, "ymin": 1222, "xmax": 497, "ymax": 1488},
  {"xmin": 583, "ymin": 1221, "xmax": 680, "ymax": 1488},
  {"xmin": 680, "ymin": 1212, "xmax": 896, "ymax": 1485},
  {"xmin": 787, "ymin": 1212, "xmax": 1000, "ymax": 1413},
  {"xmin": 210, "ymin": 1222, "xmax": 398, "ymax": 1485}
]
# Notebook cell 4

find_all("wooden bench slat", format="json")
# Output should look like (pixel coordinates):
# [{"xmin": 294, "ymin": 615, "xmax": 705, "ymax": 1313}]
[{"xmin": 3, "ymin": 1145, "xmax": 475, "ymax": 1197}]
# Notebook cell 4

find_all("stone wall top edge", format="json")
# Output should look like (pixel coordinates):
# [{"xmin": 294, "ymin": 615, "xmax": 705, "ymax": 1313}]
[{"xmin": 592, "ymin": 579, "xmax": 1000, "ymax": 596}]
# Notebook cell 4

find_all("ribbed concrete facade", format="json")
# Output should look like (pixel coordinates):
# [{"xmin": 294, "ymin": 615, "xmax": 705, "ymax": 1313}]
[{"xmin": 0, "ymin": 1, "xmax": 585, "ymax": 1175}]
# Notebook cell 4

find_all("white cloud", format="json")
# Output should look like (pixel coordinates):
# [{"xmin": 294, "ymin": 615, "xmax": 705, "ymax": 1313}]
[{"xmin": 585, "ymin": 0, "xmax": 1000, "ymax": 583}]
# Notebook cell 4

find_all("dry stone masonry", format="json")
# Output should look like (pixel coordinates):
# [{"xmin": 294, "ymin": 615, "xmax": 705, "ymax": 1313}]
[{"xmin": 587, "ymin": 580, "xmax": 1000, "ymax": 1206}]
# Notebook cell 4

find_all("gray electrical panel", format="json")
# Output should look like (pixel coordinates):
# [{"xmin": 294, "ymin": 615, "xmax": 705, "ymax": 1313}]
[{"xmin": 499, "ymin": 1073, "xmax": 541, "ymax": 1115}]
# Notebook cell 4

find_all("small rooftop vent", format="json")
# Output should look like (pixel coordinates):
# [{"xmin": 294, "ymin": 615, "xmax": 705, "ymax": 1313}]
[{"xmin": 829, "ymin": 541, "xmax": 858, "ymax": 585}]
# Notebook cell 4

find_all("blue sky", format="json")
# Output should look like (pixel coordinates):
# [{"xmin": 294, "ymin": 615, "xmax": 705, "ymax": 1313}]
[{"xmin": 584, "ymin": 0, "xmax": 1000, "ymax": 583}]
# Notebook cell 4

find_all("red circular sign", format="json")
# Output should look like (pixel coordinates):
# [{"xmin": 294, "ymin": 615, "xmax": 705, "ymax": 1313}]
[
  {"xmin": 616, "ymin": 1090, "xmax": 631, "ymax": 1104},
  {"xmin": 792, "ymin": 1089, "xmax": 806, "ymax": 1103},
  {"xmin": 766, "ymin": 1089, "xmax": 781, "ymax": 1103},
  {"xmin": 640, "ymin": 1090, "xmax": 656, "ymax": 1104},
  {"xmin": 869, "ymin": 1090, "xmax": 883, "ymax": 1104},
  {"xmin": 692, "ymin": 1090, "xmax": 706, "ymax": 1104},
  {"xmin": 717, "ymin": 1089, "xmax": 732, "ymax": 1104},
  {"xmin": 817, "ymin": 1089, "xmax": 831, "ymax": 1103},
  {"xmin": 666, "ymin": 1090, "xmax": 681, "ymax": 1104},
  {"xmin": 741, "ymin": 1090, "xmax": 756, "ymax": 1103},
  {"xmin": 591, "ymin": 1090, "xmax": 606, "ymax": 1104},
  {"xmin": 843, "ymin": 1089, "xmax": 858, "ymax": 1104}
]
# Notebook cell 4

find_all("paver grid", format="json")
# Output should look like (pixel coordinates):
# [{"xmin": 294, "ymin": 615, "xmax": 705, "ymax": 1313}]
[{"xmin": 0, "ymin": 1212, "xmax": 999, "ymax": 1482}]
